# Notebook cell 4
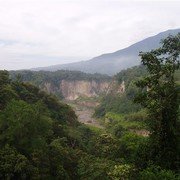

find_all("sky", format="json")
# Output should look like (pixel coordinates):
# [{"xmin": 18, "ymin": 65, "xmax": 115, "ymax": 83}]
[{"xmin": 0, "ymin": 0, "xmax": 179, "ymax": 70}]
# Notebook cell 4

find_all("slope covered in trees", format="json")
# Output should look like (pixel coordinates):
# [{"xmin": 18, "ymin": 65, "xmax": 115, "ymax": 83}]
[
  {"xmin": 1, "ymin": 70, "xmax": 179, "ymax": 179},
  {"xmin": 10, "ymin": 70, "xmax": 111, "ymax": 86},
  {"xmin": 0, "ymin": 70, "xmax": 154, "ymax": 179},
  {"xmin": 0, "ymin": 33, "xmax": 179, "ymax": 179}
]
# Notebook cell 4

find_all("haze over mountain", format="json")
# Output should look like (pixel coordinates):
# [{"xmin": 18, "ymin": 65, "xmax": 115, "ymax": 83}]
[{"xmin": 33, "ymin": 28, "xmax": 180, "ymax": 75}]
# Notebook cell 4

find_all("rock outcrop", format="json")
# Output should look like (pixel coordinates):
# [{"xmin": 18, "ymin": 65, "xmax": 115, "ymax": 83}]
[
  {"xmin": 60, "ymin": 80, "xmax": 110, "ymax": 100},
  {"xmin": 41, "ymin": 79, "xmax": 125, "ymax": 100}
]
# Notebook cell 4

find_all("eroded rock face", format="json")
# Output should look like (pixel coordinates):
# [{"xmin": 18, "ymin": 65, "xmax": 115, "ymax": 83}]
[
  {"xmin": 41, "ymin": 79, "xmax": 125, "ymax": 100},
  {"xmin": 60, "ymin": 80, "xmax": 110, "ymax": 100}
]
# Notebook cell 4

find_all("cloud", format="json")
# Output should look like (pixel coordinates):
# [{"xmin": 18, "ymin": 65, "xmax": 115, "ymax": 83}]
[{"xmin": 0, "ymin": 0, "xmax": 179, "ymax": 69}]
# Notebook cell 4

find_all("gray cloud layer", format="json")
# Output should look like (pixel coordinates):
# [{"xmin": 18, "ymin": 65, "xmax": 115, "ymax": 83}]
[{"xmin": 0, "ymin": 0, "xmax": 179, "ymax": 70}]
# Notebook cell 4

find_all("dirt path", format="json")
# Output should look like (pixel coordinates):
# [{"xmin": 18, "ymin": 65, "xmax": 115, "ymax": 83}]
[{"xmin": 65, "ymin": 100, "xmax": 103, "ymax": 128}]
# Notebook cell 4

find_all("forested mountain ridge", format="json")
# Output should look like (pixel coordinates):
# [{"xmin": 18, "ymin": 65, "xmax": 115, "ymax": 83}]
[
  {"xmin": 32, "ymin": 29, "xmax": 180, "ymax": 75},
  {"xmin": 10, "ymin": 70, "xmax": 114, "ymax": 100}
]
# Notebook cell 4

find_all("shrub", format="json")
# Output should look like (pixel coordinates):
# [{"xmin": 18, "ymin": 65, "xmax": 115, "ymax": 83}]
[{"xmin": 139, "ymin": 165, "xmax": 179, "ymax": 180}]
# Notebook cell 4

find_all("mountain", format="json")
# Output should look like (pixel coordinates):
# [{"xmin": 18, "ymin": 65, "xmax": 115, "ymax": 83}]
[{"xmin": 33, "ymin": 29, "xmax": 180, "ymax": 75}]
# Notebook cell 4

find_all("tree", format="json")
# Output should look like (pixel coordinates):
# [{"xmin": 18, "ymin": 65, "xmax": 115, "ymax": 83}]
[
  {"xmin": 108, "ymin": 164, "xmax": 135, "ymax": 180},
  {"xmin": 0, "ymin": 70, "xmax": 9, "ymax": 87},
  {"xmin": 0, "ymin": 100, "xmax": 53, "ymax": 155},
  {"xmin": 0, "ymin": 145, "xmax": 33, "ymax": 179},
  {"xmin": 135, "ymin": 33, "xmax": 180, "ymax": 169},
  {"xmin": 0, "ymin": 71, "xmax": 17, "ymax": 109}
]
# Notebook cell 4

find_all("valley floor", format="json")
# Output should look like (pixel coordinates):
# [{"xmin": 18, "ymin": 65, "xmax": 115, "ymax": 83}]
[{"xmin": 64, "ymin": 99, "xmax": 103, "ymax": 128}]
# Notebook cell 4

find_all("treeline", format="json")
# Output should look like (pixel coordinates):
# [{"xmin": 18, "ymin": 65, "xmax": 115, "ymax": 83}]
[{"xmin": 10, "ymin": 70, "xmax": 112, "ymax": 87}]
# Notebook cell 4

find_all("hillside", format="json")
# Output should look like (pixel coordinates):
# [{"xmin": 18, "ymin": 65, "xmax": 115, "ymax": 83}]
[
  {"xmin": 10, "ymin": 70, "xmax": 112, "ymax": 100},
  {"xmin": 33, "ymin": 29, "xmax": 180, "ymax": 75},
  {"xmin": 1, "ymin": 32, "xmax": 179, "ymax": 179},
  {"xmin": 0, "ymin": 70, "xmax": 158, "ymax": 179}
]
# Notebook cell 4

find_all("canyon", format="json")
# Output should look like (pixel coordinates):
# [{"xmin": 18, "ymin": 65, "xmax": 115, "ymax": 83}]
[
  {"xmin": 42, "ymin": 79, "xmax": 125, "ymax": 100},
  {"xmin": 41, "ymin": 79, "xmax": 125, "ymax": 127}
]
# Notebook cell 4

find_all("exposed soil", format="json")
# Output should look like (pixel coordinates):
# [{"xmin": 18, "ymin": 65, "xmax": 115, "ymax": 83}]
[{"xmin": 65, "ymin": 100, "xmax": 103, "ymax": 128}]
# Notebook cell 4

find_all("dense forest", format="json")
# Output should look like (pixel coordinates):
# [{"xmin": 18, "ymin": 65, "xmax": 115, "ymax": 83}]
[
  {"xmin": 0, "ymin": 34, "xmax": 179, "ymax": 179},
  {"xmin": 10, "ymin": 70, "xmax": 112, "ymax": 87},
  {"xmin": 0, "ymin": 70, "xmax": 160, "ymax": 179}
]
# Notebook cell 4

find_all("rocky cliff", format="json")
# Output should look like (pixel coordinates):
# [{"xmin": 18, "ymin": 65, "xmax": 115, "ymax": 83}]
[
  {"xmin": 41, "ymin": 79, "xmax": 125, "ymax": 100},
  {"xmin": 60, "ymin": 80, "xmax": 110, "ymax": 100}
]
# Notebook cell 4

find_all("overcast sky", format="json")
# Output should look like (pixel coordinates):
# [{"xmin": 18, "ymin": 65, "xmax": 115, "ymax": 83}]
[{"xmin": 0, "ymin": 0, "xmax": 180, "ymax": 70}]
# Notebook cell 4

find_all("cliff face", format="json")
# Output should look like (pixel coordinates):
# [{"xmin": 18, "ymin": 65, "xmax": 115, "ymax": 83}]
[
  {"xmin": 60, "ymin": 80, "xmax": 110, "ymax": 100},
  {"xmin": 41, "ymin": 79, "xmax": 125, "ymax": 100}
]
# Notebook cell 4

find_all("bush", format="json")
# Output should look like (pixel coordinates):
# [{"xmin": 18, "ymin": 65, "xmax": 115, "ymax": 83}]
[
  {"xmin": 108, "ymin": 164, "xmax": 135, "ymax": 180},
  {"xmin": 78, "ymin": 155, "xmax": 115, "ymax": 180},
  {"xmin": 118, "ymin": 132, "xmax": 146, "ymax": 162},
  {"xmin": 139, "ymin": 165, "xmax": 179, "ymax": 180}
]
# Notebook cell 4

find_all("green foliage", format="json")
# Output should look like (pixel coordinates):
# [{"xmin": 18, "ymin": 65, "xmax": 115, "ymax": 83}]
[
  {"xmin": 105, "ymin": 112, "xmax": 146, "ymax": 131},
  {"xmin": 48, "ymin": 138, "xmax": 78, "ymax": 179},
  {"xmin": 10, "ymin": 70, "xmax": 112, "ymax": 87},
  {"xmin": 0, "ymin": 70, "xmax": 10, "ymax": 86},
  {"xmin": 77, "ymin": 155, "xmax": 115, "ymax": 180},
  {"xmin": 139, "ymin": 165, "xmax": 179, "ymax": 180},
  {"xmin": 0, "ymin": 145, "xmax": 33, "ymax": 179},
  {"xmin": 12, "ymin": 81, "xmax": 78, "ymax": 126},
  {"xmin": 95, "ymin": 94, "xmax": 142, "ymax": 117},
  {"xmin": 91, "ymin": 133, "xmax": 119, "ymax": 160},
  {"xmin": 0, "ymin": 70, "xmax": 80, "ymax": 179},
  {"xmin": 0, "ymin": 100, "xmax": 52, "ymax": 155},
  {"xmin": 115, "ymin": 65, "xmax": 147, "ymax": 87},
  {"xmin": 0, "ymin": 71, "xmax": 18, "ymax": 110},
  {"xmin": 94, "ymin": 66, "xmax": 146, "ymax": 118},
  {"xmin": 118, "ymin": 132, "xmax": 146, "ymax": 163},
  {"xmin": 135, "ymin": 33, "xmax": 180, "ymax": 169},
  {"xmin": 0, "ymin": 34, "xmax": 179, "ymax": 179},
  {"xmin": 108, "ymin": 164, "xmax": 135, "ymax": 180}
]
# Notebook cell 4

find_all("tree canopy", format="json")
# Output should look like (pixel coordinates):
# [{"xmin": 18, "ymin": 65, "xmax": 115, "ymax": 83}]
[{"xmin": 135, "ymin": 33, "xmax": 180, "ymax": 169}]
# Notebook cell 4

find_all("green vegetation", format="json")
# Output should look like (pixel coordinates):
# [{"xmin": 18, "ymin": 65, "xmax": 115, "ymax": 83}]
[
  {"xmin": 94, "ymin": 65, "xmax": 148, "ymax": 118},
  {"xmin": 115, "ymin": 65, "xmax": 147, "ymax": 86},
  {"xmin": 135, "ymin": 33, "xmax": 180, "ymax": 169},
  {"xmin": 10, "ymin": 70, "xmax": 112, "ymax": 99},
  {"xmin": 10, "ymin": 69, "xmax": 112, "ymax": 86},
  {"xmin": 0, "ymin": 34, "xmax": 179, "ymax": 179},
  {"xmin": 105, "ymin": 112, "xmax": 146, "ymax": 131},
  {"xmin": 93, "ymin": 34, "xmax": 180, "ymax": 178},
  {"xmin": 0, "ymin": 70, "xmax": 150, "ymax": 179},
  {"xmin": 94, "ymin": 94, "xmax": 142, "ymax": 117},
  {"xmin": 0, "ymin": 70, "xmax": 80, "ymax": 179}
]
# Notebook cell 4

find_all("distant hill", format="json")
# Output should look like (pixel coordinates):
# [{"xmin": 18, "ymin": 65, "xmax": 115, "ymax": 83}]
[{"xmin": 33, "ymin": 29, "xmax": 180, "ymax": 75}]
